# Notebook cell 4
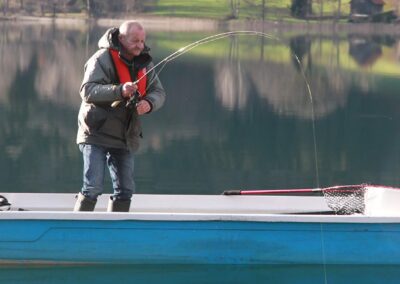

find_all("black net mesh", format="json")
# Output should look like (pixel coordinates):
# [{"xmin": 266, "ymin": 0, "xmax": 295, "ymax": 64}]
[{"xmin": 322, "ymin": 185, "xmax": 368, "ymax": 215}]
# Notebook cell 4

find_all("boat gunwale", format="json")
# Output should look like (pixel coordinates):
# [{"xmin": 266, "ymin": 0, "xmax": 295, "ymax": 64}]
[
  {"xmin": 1, "ymin": 210, "xmax": 400, "ymax": 223},
  {"xmin": 2, "ymin": 191, "xmax": 400, "ymax": 223}
]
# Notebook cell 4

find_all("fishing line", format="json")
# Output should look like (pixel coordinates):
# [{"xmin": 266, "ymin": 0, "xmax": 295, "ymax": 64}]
[
  {"xmin": 116, "ymin": 30, "xmax": 320, "ymax": 187},
  {"xmin": 133, "ymin": 32, "xmax": 324, "ymax": 277}
]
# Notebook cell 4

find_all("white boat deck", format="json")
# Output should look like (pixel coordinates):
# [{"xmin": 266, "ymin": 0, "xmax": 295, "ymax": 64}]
[
  {"xmin": 1, "ymin": 186, "xmax": 400, "ymax": 223},
  {"xmin": 2, "ymin": 192, "xmax": 331, "ymax": 213}
]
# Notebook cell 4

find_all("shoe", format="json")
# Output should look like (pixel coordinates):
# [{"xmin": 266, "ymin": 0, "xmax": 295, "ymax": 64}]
[
  {"xmin": 74, "ymin": 193, "xmax": 97, "ymax": 211},
  {"xmin": 107, "ymin": 197, "xmax": 131, "ymax": 212}
]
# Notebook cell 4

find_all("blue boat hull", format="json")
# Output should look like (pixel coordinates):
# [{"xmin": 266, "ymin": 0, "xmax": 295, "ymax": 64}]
[{"xmin": 1, "ymin": 219, "xmax": 399, "ymax": 265}]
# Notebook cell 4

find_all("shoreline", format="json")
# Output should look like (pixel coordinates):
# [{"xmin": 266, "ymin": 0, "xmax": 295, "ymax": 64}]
[{"xmin": 1, "ymin": 14, "xmax": 400, "ymax": 35}]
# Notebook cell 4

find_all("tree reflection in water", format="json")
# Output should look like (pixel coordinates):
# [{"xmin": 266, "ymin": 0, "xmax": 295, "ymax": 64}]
[{"xmin": 0, "ymin": 22, "xmax": 399, "ymax": 194}]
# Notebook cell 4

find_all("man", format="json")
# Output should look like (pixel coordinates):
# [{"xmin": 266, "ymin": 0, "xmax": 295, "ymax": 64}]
[{"xmin": 75, "ymin": 21, "xmax": 165, "ymax": 212}]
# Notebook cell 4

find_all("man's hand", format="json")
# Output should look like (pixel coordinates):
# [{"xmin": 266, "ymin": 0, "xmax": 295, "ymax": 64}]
[
  {"xmin": 121, "ymin": 82, "xmax": 138, "ymax": 99},
  {"xmin": 136, "ymin": 100, "xmax": 151, "ymax": 115}
]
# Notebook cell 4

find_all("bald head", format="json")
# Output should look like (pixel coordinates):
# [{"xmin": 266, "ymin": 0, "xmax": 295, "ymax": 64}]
[
  {"xmin": 119, "ymin": 21, "xmax": 144, "ymax": 37},
  {"xmin": 118, "ymin": 21, "xmax": 146, "ymax": 59}
]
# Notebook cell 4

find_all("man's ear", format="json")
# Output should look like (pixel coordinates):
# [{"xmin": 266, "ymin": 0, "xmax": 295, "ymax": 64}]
[{"xmin": 118, "ymin": 33, "xmax": 123, "ymax": 42}]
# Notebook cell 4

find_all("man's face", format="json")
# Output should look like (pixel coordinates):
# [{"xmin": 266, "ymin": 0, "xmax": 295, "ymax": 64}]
[{"xmin": 119, "ymin": 27, "xmax": 146, "ymax": 58}]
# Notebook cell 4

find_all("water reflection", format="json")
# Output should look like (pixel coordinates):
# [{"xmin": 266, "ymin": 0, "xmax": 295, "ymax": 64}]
[
  {"xmin": 0, "ymin": 23, "xmax": 86, "ymax": 192},
  {"xmin": 349, "ymin": 37, "xmax": 382, "ymax": 67},
  {"xmin": 215, "ymin": 37, "xmax": 249, "ymax": 110},
  {"xmin": 0, "ymin": 22, "xmax": 399, "ymax": 194},
  {"xmin": 213, "ymin": 42, "xmax": 342, "ymax": 124}
]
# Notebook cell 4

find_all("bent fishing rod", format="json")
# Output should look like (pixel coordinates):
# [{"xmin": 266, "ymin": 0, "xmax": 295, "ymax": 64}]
[
  {"xmin": 110, "ymin": 30, "xmax": 319, "ymax": 188},
  {"xmin": 109, "ymin": 31, "xmax": 319, "ymax": 189},
  {"xmin": 111, "ymin": 31, "xmax": 277, "ymax": 108}
]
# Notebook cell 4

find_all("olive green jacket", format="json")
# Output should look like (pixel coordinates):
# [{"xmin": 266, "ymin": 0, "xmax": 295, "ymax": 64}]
[{"xmin": 76, "ymin": 28, "xmax": 165, "ymax": 152}]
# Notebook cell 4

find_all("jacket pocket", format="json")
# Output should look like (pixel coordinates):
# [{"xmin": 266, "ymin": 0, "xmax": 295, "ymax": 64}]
[
  {"xmin": 83, "ymin": 104, "xmax": 125, "ymax": 139},
  {"xmin": 98, "ymin": 116, "xmax": 125, "ymax": 139},
  {"xmin": 84, "ymin": 105, "xmax": 107, "ymax": 131}
]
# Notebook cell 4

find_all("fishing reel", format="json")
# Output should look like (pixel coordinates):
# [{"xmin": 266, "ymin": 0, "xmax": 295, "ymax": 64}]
[{"xmin": 125, "ymin": 90, "xmax": 142, "ymax": 109}]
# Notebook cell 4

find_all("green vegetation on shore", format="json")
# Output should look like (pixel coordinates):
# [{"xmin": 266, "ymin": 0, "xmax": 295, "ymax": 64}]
[
  {"xmin": 0, "ymin": 0, "xmax": 369, "ymax": 22},
  {"xmin": 1, "ymin": 0, "xmax": 399, "ymax": 24},
  {"xmin": 146, "ymin": 0, "xmax": 352, "ymax": 21}
]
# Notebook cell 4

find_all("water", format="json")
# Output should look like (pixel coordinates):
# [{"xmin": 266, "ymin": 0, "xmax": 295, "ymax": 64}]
[
  {"xmin": 1, "ymin": 22, "xmax": 399, "ymax": 195},
  {"xmin": 1, "ymin": 264, "xmax": 400, "ymax": 284},
  {"xmin": 0, "ymin": 21, "xmax": 400, "ymax": 282}
]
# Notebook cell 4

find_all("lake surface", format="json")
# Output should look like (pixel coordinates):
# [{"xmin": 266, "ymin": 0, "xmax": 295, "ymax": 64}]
[
  {"xmin": 1, "ymin": 22, "xmax": 399, "ymax": 195},
  {"xmin": 0, "ymin": 20, "xmax": 400, "ymax": 283},
  {"xmin": 1, "ymin": 264, "xmax": 400, "ymax": 284}
]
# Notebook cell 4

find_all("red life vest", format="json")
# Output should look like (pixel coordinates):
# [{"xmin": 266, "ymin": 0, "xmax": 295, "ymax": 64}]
[{"xmin": 109, "ymin": 49, "xmax": 147, "ymax": 97}]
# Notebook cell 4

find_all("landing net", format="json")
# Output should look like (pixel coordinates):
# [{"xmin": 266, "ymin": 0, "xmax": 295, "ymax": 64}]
[{"xmin": 322, "ymin": 184, "xmax": 368, "ymax": 215}]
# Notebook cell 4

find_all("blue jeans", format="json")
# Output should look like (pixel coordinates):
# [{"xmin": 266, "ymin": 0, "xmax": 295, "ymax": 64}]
[{"xmin": 79, "ymin": 144, "xmax": 135, "ymax": 201}]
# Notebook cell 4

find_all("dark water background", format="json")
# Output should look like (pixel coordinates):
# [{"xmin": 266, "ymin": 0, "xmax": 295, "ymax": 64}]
[
  {"xmin": 1, "ymin": 22, "xmax": 399, "ymax": 195},
  {"xmin": 1, "ymin": 264, "xmax": 400, "ymax": 284}
]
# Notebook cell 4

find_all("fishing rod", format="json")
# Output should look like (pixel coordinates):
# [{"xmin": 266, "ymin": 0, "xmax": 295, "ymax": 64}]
[
  {"xmin": 111, "ymin": 31, "xmax": 278, "ymax": 108},
  {"xmin": 111, "ymin": 30, "xmax": 320, "ymax": 190}
]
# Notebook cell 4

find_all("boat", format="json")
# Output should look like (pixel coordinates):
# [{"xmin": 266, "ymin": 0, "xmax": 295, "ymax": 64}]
[{"xmin": 0, "ymin": 185, "xmax": 400, "ymax": 265}]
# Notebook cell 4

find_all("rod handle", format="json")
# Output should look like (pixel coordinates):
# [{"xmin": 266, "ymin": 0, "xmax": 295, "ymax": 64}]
[
  {"xmin": 111, "ymin": 100, "xmax": 122, "ymax": 108},
  {"xmin": 222, "ymin": 190, "xmax": 242, "ymax": 195}
]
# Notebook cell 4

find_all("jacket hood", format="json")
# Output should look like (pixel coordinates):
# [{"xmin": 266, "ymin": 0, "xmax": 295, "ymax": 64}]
[{"xmin": 98, "ymin": 27, "xmax": 152, "ymax": 68}]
